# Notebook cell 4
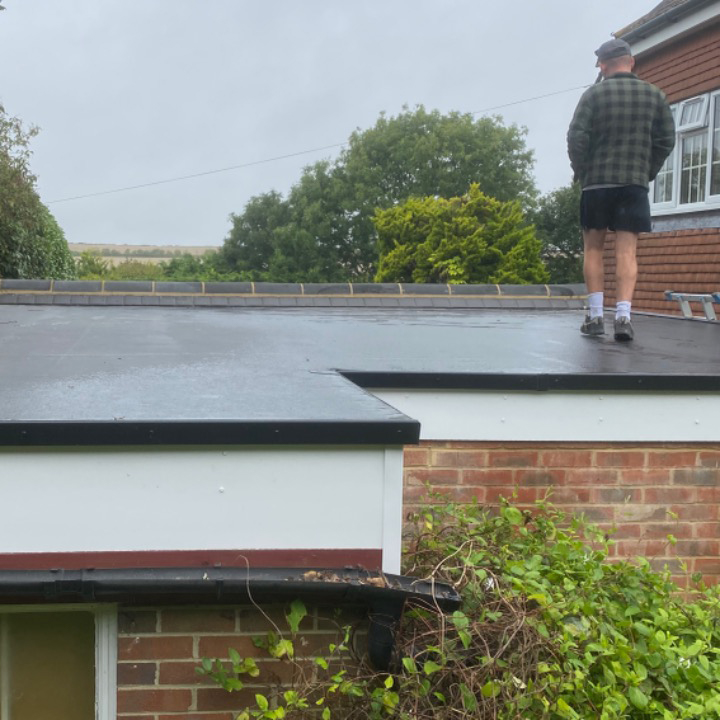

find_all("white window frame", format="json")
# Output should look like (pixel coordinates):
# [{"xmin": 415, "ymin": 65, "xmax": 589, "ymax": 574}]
[
  {"xmin": 708, "ymin": 93, "xmax": 720, "ymax": 199},
  {"xmin": 652, "ymin": 106, "xmax": 677, "ymax": 209},
  {"xmin": 650, "ymin": 89, "xmax": 720, "ymax": 215},
  {"xmin": 0, "ymin": 604, "xmax": 117, "ymax": 720},
  {"xmin": 677, "ymin": 95, "xmax": 709, "ymax": 131}
]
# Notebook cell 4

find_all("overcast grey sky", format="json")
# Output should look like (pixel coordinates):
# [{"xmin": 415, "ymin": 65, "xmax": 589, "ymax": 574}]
[{"xmin": 0, "ymin": 1, "xmax": 658, "ymax": 248}]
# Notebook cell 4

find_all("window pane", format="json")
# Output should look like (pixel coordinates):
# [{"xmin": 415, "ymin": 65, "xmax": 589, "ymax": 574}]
[
  {"xmin": 711, "ymin": 97, "xmax": 720, "ymax": 196},
  {"xmin": 1, "ymin": 612, "xmax": 95, "ymax": 720},
  {"xmin": 679, "ymin": 97, "xmax": 706, "ymax": 128},
  {"xmin": 680, "ymin": 132, "xmax": 708, "ymax": 204},
  {"xmin": 680, "ymin": 101, "xmax": 697, "ymax": 125},
  {"xmin": 653, "ymin": 107, "xmax": 676, "ymax": 204},
  {"xmin": 653, "ymin": 151, "xmax": 674, "ymax": 203}
]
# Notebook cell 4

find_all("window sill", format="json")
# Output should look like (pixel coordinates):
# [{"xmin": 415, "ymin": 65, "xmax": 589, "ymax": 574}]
[{"xmin": 651, "ymin": 201, "xmax": 720, "ymax": 216}]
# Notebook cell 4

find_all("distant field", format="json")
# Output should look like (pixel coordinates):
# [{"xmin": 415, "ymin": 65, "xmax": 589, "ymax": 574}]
[{"xmin": 69, "ymin": 243, "xmax": 219, "ymax": 266}]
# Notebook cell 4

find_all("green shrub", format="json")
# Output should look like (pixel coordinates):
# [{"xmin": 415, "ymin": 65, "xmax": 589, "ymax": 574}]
[
  {"xmin": 75, "ymin": 251, "xmax": 110, "ymax": 278},
  {"xmin": 161, "ymin": 252, "xmax": 250, "ymax": 282},
  {"xmin": 75, "ymin": 250, "xmax": 251, "ymax": 282},
  {"xmin": 200, "ymin": 498, "xmax": 720, "ymax": 719},
  {"xmin": 0, "ymin": 105, "xmax": 75, "ymax": 279},
  {"xmin": 373, "ymin": 184, "xmax": 548, "ymax": 284}
]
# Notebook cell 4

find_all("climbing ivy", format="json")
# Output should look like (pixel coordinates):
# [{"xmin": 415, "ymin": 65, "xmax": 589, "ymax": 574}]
[{"xmin": 200, "ymin": 498, "xmax": 720, "ymax": 719}]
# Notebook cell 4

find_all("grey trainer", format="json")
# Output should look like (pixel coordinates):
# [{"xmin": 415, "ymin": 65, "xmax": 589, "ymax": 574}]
[
  {"xmin": 580, "ymin": 315, "xmax": 605, "ymax": 336},
  {"xmin": 614, "ymin": 317, "xmax": 634, "ymax": 342}
]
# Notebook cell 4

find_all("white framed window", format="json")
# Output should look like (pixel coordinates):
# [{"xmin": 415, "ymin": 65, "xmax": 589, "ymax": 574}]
[
  {"xmin": 0, "ymin": 605, "xmax": 116, "ymax": 720},
  {"xmin": 677, "ymin": 95, "xmax": 708, "ymax": 131},
  {"xmin": 651, "ymin": 90, "xmax": 720, "ymax": 214},
  {"xmin": 710, "ymin": 95, "xmax": 720, "ymax": 196},
  {"xmin": 653, "ymin": 107, "xmax": 676, "ymax": 206},
  {"xmin": 680, "ymin": 130, "xmax": 708, "ymax": 204}
]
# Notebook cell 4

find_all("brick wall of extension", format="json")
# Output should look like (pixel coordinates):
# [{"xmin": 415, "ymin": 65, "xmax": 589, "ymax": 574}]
[
  {"xmin": 601, "ymin": 228, "xmax": 720, "ymax": 314},
  {"xmin": 404, "ymin": 442, "xmax": 720, "ymax": 587},
  {"xmin": 116, "ymin": 605, "xmax": 362, "ymax": 720}
]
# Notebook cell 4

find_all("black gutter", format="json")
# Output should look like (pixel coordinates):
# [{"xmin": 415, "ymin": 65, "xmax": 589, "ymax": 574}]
[
  {"xmin": 343, "ymin": 371, "xmax": 720, "ymax": 393},
  {"xmin": 0, "ymin": 419, "xmax": 420, "ymax": 448},
  {"xmin": 620, "ymin": 0, "xmax": 717, "ymax": 44},
  {"xmin": 0, "ymin": 567, "xmax": 461, "ymax": 670}
]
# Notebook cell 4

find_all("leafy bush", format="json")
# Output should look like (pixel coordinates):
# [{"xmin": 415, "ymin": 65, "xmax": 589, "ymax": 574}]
[
  {"xmin": 74, "ymin": 251, "xmax": 111, "ymax": 278},
  {"xmin": 75, "ymin": 250, "xmax": 250, "ymax": 282},
  {"xmin": 200, "ymin": 498, "xmax": 720, "ymax": 719},
  {"xmin": 161, "ymin": 252, "xmax": 250, "ymax": 282},
  {"xmin": 373, "ymin": 184, "xmax": 548, "ymax": 284},
  {"xmin": 0, "ymin": 104, "xmax": 75, "ymax": 279}
]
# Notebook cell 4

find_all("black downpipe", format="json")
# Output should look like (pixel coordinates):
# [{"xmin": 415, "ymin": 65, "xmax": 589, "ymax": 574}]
[{"xmin": 367, "ymin": 598, "xmax": 404, "ymax": 671}]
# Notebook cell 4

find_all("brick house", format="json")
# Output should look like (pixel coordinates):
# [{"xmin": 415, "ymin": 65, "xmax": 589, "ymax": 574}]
[
  {"xmin": 0, "ymin": 281, "xmax": 718, "ymax": 718},
  {"xmin": 601, "ymin": 0, "xmax": 720, "ymax": 314}
]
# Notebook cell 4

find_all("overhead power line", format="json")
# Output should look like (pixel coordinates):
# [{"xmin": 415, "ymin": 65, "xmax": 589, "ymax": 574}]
[
  {"xmin": 47, "ymin": 142, "xmax": 347, "ymax": 204},
  {"xmin": 471, "ymin": 84, "xmax": 591, "ymax": 115},
  {"xmin": 47, "ymin": 84, "xmax": 591, "ymax": 205}
]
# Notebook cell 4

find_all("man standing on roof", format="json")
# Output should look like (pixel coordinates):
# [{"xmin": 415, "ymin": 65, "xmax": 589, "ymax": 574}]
[{"xmin": 567, "ymin": 38, "xmax": 675, "ymax": 341}]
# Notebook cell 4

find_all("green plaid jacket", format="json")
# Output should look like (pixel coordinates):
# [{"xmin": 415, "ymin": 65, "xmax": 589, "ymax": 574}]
[{"xmin": 567, "ymin": 72, "xmax": 675, "ymax": 188}]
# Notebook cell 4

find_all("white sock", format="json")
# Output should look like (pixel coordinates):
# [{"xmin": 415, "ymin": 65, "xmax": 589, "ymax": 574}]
[
  {"xmin": 587, "ymin": 292, "xmax": 604, "ymax": 319},
  {"xmin": 616, "ymin": 301, "xmax": 631, "ymax": 320}
]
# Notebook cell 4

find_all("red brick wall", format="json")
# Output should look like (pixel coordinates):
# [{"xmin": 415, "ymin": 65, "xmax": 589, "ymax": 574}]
[
  {"xmin": 634, "ymin": 20, "xmax": 720, "ymax": 103},
  {"xmin": 117, "ymin": 606, "xmax": 360, "ymax": 720},
  {"xmin": 602, "ymin": 228, "xmax": 720, "ymax": 314},
  {"xmin": 404, "ymin": 441, "xmax": 720, "ymax": 587}
]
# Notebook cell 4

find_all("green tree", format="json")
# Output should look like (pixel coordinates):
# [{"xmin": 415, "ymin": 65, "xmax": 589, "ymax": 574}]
[
  {"xmin": 222, "ymin": 107, "xmax": 537, "ymax": 281},
  {"xmin": 531, "ymin": 183, "xmax": 583, "ymax": 284},
  {"xmin": 374, "ymin": 184, "xmax": 548, "ymax": 285},
  {"xmin": 0, "ymin": 104, "xmax": 75, "ymax": 279},
  {"xmin": 223, "ymin": 190, "xmax": 292, "ymax": 276}
]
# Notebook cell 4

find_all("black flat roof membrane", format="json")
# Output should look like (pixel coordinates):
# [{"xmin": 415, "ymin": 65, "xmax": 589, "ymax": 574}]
[{"xmin": 1, "ymin": 305, "xmax": 718, "ymax": 444}]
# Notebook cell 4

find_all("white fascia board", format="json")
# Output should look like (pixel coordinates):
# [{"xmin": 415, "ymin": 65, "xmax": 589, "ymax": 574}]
[
  {"xmin": 370, "ymin": 389, "xmax": 720, "ymax": 442},
  {"xmin": 0, "ymin": 447, "xmax": 388, "ymax": 555},
  {"xmin": 629, "ymin": 1, "xmax": 720, "ymax": 57}
]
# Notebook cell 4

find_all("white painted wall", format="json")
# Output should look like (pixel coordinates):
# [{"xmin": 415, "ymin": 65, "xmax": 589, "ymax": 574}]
[
  {"xmin": 370, "ymin": 389, "xmax": 720, "ymax": 442},
  {"xmin": 0, "ymin": 446, "xmax": 403, "ymax": 571}
]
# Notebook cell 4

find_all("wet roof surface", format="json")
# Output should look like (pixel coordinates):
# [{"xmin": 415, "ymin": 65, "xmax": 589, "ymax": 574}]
[{"xmin": 1, "ymin": 305, "xmax": 718, "ymax": 442}]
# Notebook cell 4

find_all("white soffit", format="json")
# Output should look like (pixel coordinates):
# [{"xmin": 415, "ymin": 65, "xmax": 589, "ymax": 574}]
[
  {"xmin": 370, "ymin": 389, "xmax": 720, "ymax": 442},
  {"xmin": 630, "ymin": 1, "xmax": 720, "ymax": 56}
]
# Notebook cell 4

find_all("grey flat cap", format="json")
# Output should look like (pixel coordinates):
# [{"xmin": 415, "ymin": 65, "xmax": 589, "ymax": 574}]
[{"xmin": 595, "ymin": 38, "xmax": 632, "ymax": 65}]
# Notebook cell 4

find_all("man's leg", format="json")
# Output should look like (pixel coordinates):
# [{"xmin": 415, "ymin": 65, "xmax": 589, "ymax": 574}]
[
  {"xmin": 581, "ymin": 228, "xmax": 607, "ymax": 335},
  {"xmin": 613, "ymin": 230, "xmax": 638, "ymax": 341},
  {"xmin": 614, "ymin": 230, "xmax": 638, "ymax": 303},
  {"xmin": 583, "ymin": 228, "xmax": 607, "ymax": 294}
]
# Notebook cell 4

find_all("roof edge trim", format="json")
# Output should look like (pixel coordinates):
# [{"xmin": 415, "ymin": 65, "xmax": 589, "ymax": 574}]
[
  {"xmin": 344, "ymin": 371, "xmax": 720, "ymax": 392},
  {"xmin": 0, "ymin": 419, "xmax": 420, "ymax": 448},
  {"xmin": 619, "ymin": 0, "xmax": 719, "ymax": 44}
]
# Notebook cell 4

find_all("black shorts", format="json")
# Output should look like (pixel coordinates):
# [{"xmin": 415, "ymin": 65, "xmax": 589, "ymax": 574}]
[{"xmin": 580, "ymin": 185, "xmax": 651, "ymax": 233}]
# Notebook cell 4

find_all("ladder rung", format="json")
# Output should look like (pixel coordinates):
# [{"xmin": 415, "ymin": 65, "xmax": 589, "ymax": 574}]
[{"xmin": 664, "ymin": 291, "xmax": 718, "ymax": 321}]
